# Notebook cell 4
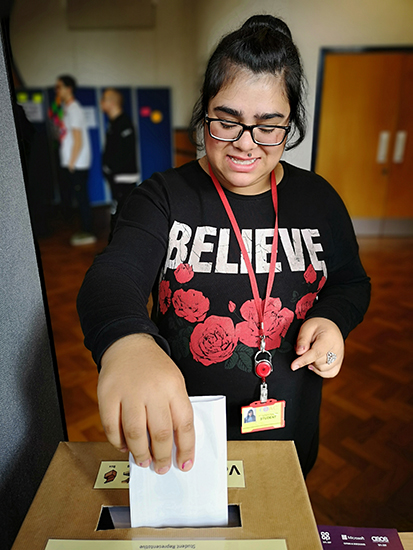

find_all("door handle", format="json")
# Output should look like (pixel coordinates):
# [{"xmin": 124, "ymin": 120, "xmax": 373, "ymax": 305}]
[
  {"xmin": 393, "ymin": 131, "xmax": 407, "ymax": 163},
  {"xmin": 376, "ymin": 131, "xmax": 390, "ymax": 164}
]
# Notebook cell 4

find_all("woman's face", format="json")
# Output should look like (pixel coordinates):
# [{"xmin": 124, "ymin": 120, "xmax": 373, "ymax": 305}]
[{"xmin": 205, "ymin": 70, "xmax": 291, "ymax": 195}]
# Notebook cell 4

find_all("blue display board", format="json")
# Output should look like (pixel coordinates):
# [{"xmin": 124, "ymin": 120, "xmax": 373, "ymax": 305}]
[{"xmin": 136, "ymin": 87, "xmax": 173, "ymax": 181}]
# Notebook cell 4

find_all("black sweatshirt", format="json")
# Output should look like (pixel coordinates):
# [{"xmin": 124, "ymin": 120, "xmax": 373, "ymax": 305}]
[
  {"xmin": 78, "ymin": 160, "xmax": 370, "ymax": 475},
  {"xmin": 102, "ymin": 112, "xmax": 138, "ymax": 182}
]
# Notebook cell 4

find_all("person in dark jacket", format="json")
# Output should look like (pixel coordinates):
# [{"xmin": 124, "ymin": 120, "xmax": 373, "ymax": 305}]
[{"xmin": 101, "ymin": 88, "xmax": 139, "ymax": 230}]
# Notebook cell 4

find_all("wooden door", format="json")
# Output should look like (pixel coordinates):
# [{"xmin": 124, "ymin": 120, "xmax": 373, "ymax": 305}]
[
  {"xmin": 315, "ymin": 51, "xmax": 413, "ymax": 234},
  {"xmin": 385, "ymin": 54, "xmax": 413, "ymax": 218}
]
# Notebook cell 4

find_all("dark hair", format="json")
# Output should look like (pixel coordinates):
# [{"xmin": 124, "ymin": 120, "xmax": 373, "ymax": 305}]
[
  {"xmin": 57, "ymin": 74, "xmax": 77, "ymax": 94},
  {"xmin": 190, "ymin": 15, "xmax": 307, "ymax": 150}
]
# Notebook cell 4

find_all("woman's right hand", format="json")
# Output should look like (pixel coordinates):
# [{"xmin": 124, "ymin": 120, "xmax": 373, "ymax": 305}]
[{"xmin": 98, "ymin": 333, "xmax": 195, "ymax": 475}]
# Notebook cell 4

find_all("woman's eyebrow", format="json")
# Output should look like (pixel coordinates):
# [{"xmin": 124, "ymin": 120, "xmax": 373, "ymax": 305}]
[
  {"xmin": 256, "ymin": 111, "xmax": 286, "ymax": 121},
  {"xmin": 213, "ymin": 105, "xmax": 242, "ymax": 117},
  {"xmin": 213, "ymin": 105, "xmax": 287, "ymax": 121}
]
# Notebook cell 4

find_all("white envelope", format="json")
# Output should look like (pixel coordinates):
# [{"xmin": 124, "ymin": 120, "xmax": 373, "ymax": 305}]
[{"xmin": 129, "ymin": 395, "xmax": 228, "ymax": 528}]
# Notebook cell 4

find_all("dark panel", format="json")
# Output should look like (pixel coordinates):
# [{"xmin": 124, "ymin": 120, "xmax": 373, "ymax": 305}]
[{"xmin": 0, "ymin": 24, "xmax": 66, "ymax": 550}]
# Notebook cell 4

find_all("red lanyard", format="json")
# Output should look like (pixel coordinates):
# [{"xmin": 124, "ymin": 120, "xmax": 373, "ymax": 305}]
[{"xmin": 208, "ymin": 162, "xmax": 279, "ymax": 346}]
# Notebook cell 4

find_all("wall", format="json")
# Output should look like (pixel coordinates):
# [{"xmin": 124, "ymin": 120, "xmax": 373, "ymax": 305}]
[
  {"xmin": 10, "ymin": 0, "xmax": 198, "ymax": 128},
  {"xmin": 10, "ymin": 0, "xmax": 413, "ymax": 168}
]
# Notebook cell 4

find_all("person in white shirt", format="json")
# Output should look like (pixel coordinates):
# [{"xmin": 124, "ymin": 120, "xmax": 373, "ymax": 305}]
[{"xmin": 55, "ymin": 75, "xmax": 96, "ymax": 245}]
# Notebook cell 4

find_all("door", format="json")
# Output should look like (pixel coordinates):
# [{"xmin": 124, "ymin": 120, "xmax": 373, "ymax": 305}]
[
  {"xmin": 314, "ymin": 50, "xmax": 413, "ymax": 235},
  {"xmin": 385, "ymin": 54, "xmax": 413, "ymax": 220}
]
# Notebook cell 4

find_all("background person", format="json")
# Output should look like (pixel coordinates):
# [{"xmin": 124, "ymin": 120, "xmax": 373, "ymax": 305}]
[
  {"xmin": 100, "ymin": 88, "xmax": 139, "ymax": 234},
  {"xmin": 77, "ymin": 15, "xmax": 370, "ymax": 479},
  {"xmin": 55, "ymin": 74, "xmax": 95, "ymax": 245}
]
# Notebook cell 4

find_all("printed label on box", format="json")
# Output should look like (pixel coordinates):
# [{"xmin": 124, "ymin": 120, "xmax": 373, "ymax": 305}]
[
  {"xmin": 94, "ymin": 461, "xmax": 246, "ymax": 489},
  {"xmin": 227, "ymin": 460, "xmax": 245, "ymax": 488},
  {"xmin": 94, "ymin": 462, "xmax": 130, "ymax": 489},
  {"xmin": 45, "ymin": 539, "xmax": 288, "ymax": 549}
]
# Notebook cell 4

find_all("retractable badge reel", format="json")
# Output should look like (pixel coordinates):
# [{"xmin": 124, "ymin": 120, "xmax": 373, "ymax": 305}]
[{"xmin": 254, "ymin": 338, "xmax": 273, "ymax": 404}]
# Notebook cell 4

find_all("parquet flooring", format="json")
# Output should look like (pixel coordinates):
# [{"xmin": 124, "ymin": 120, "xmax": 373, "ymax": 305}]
[
  {"xmin": 306, "ymin": 237, "xmax": 413, "ymax": 530},
  {"xmin": 37, "ymin": 211, "xmax": 413, "ymax": 531}
]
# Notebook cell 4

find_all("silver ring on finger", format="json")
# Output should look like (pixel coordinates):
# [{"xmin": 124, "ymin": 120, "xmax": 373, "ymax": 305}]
[{"xmin": 326, "ymin": 351, "xmax": 337, "ymax": 365}]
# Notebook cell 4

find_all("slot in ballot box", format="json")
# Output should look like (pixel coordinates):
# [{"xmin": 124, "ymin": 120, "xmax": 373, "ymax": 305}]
[{"xmin": 12, "ymin": 441, "xmax": 322, "ymax": 550}]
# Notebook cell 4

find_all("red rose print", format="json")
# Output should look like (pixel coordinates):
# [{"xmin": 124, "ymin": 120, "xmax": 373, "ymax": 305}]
[
  {"xmin": 236, "ymin": 321, "xmax": 259, "ymax": 348},
  {"xmin": 172, "ymin": 288, "xmax": 210, "ymax": 323},
  {"xmin": 295, "ymin": 293, "xmax": 317, "ymax": 319},
  {"xmin": 235, "ymin": 300, "xmax": 259, "ymax": 347},
  {"xmin": 238, "ymin": 299, "xmax": 258, "ymax": 326},
  {"xmin": 236, "ymin": 297, "xmax": 294, "ymax": 350},
  {"xmin": 190, "ymin": 316, "xmax": 238, "ymax": 366},
  {"xmin": 159, "ymin": 280, "xmax": 172, "ymax": 314},
  {"xmin": 228, "ymin": 301, "xmax": 236, "ymax": 313},
  {"xmin": 264, "ymin": 299, "xmax": 294, "ymax": 350},
  {"xmin": 174, "ymin": 263, "xmax": 194, "ymax": 284},
  {"xmin": 304, "ymin": 264, "xmax": 317, "ymax": 284},
  {"xmin": 317, "ymin": 276, "xmax": 326, "ymax": 292}
]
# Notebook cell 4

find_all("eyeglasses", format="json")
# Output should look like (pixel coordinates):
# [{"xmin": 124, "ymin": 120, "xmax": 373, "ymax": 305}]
[{"xmin": 205, "ymin": 115, "xmax": 291, "ymax": 146}]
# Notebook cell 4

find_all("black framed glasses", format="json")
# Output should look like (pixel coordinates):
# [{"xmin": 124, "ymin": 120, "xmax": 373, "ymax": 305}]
[{"xmin": 205, "ymin": 115, "xmax": 291, "ymax": 146}]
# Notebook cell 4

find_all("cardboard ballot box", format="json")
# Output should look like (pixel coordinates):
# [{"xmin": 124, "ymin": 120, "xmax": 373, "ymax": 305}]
[{"xmin": 12, "ymin": 441, "xmax": 322, "ymax": 550}]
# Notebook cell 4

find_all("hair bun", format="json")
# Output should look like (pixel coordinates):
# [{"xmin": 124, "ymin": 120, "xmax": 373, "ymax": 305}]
[{"xmin": 241, "ymin": 15, "xmax": 292, "ymax": 40}]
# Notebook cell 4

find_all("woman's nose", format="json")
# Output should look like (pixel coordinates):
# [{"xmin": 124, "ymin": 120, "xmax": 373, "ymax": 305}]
[{"xmin": 234, "ymin": 128, "xmax": 257, "ymax": 152}]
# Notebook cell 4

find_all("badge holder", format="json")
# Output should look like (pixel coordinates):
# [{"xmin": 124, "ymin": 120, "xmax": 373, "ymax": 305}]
[{"xmin": 241, "ymin": 343, "xmax": 286, "ymax": 434}]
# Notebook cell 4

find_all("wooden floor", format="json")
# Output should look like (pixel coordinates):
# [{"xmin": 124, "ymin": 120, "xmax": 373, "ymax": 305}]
[{"xmin": 37, "ymin": 211, "xmax": 413, "ymax": 532}]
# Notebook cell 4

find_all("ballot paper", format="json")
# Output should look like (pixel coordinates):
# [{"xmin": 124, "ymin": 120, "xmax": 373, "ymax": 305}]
[{"xmin": 129, "ymin": 395, "xmax": 228, "ymax": 528}]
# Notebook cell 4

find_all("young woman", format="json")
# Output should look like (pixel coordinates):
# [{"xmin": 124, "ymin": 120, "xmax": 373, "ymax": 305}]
[{"xmin": 77, "ymin": 15, "xmax": 370, "ymax": 478}]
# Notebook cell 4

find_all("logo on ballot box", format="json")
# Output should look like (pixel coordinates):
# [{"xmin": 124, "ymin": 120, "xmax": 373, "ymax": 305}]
[{"xmin": 318, "ymin": 525, "xmax": 404, "ymax": 549}]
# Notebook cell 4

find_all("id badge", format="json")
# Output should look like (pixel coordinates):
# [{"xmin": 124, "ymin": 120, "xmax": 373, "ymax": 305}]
[{"xmin": 241, "ymin": 399, "xmax": 286, "ymax": 434}]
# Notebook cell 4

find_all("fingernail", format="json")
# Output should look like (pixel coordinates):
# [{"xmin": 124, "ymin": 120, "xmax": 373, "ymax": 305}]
[
  {"xmin": 157, "ymin": 466, "xmax": 170, "ymax": 475},
  {"xmin": 291, "ymin": 364, "xmax": 298, "ymax": 371},
  {"xmin": 308, "ymin": 365, "xmax": 314, "ymax": 371},
  {"xmin": 182, "ymin": 460, "xmax": 193, "ymax": 471},
  {"xmin": 138, "ymin": 459, "xmax": 151, "ymax": 468},
  {"xmin": 296, "ymin": 345, "xmax": 305, "ymax": 351},
  {"xmin": 119, "ymin": 446, "xmax": 128, "ymax": 453}
]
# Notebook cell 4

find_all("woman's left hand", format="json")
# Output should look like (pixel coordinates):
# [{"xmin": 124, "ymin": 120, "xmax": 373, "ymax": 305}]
[{"xmin": 290, "ymin": 317, "xmax": 344, "ymax": 378}]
